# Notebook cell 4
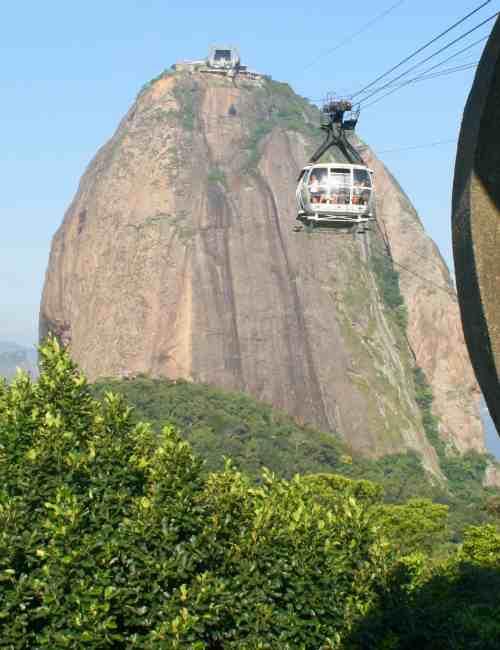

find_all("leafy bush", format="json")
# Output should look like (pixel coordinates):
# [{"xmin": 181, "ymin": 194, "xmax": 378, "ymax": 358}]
[
  {"xmin": 93, "ymin": 376, "xmax": 350, "ymax": 479},
  {"xmin": 92, "ymin": 376, "xmax": 500, "ymax": 545},
  {"xmin": 374, "ymin": 498, "xmax": 449, "ymax": 556},
  {"xmin": 3, "ymin": 340, "xmax": 500, "ymax": 647},
  {"xmin": 0, "ymin": 339, "xmax": 388, "ymax": 648},
  {"xmin": 347, "ymin": 526, "xmax": 500, "ymax": 649}
]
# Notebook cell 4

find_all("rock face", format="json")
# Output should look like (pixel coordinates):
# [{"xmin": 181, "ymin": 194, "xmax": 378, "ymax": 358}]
[
  {"xmin": 40, "ymin": 70, "xmax": 484, "ymax": 471},
  {"xmin": 361, "ymin": 146, "xmax": 485, "ymax": 454},
  {"xmin": 453, "ymin": 16, "xmax": 500, "ymax": 435}
]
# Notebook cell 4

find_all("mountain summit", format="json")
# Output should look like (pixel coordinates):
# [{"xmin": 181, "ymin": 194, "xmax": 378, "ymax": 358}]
[{"xmin": 40, "ymin": 65, "xmax": 483, "ymax": 472}]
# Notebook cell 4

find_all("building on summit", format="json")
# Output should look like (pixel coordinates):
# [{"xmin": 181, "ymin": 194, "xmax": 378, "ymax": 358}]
[{"xmin": 174, "ymin": 45, "xmax": 266, "ymax": 79}]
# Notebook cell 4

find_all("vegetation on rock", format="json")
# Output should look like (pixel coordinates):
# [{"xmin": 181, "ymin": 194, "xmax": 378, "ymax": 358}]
[
  {"xmin": 242, "ymin": 78, "xmax": 320, "ymax": 171},
  {"xmin": 93, "ymin": 375, "xmax": 500, "ymax": 545},
  {"xmin": 371, "ymin": 251, "xmax": 408, "ymax": 331}
]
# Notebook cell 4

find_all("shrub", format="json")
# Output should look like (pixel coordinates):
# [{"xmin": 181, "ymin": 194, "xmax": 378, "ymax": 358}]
[
  {"xmin": 0, "ymin": 339, "xmax": 387, "ymax": 648},
  {"xmin": 347, "ymin": 525, "xmax": 500, "ymax": 649}
]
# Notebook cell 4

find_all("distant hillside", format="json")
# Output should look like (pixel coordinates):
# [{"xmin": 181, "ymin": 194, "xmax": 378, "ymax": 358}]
[
  {"xmin": 93, "ymin": 376, "xmax": 500, "ymax": 541},
  {"xmin": 0, "ymin": 341, "xmax": 24, "ymax": 354},
  {"xmin": 0, "ymin": 342, "xmax": 37, "ymax": 379}
]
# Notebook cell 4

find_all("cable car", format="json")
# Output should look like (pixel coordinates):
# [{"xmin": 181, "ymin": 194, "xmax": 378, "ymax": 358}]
[
  {"xmin": 296, "ymin": 163, "xmax": 374, "ymax": 226},
  {"xmin": 295, "ymin": 96, "xmax": 375, "ymax": 230}
]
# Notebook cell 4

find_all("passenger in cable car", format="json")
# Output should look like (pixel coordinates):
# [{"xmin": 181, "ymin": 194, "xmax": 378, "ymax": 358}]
[
  {"xmin": 309, "ymin": 175, "xmax": 321, "ymax": 203},
  {"xmin": 309, "ymin": 170, "xmax": 327, "ymax": 203},
  {"xmin": 312, "ymin": 168, "xmax": 329, "ymax": 203}
]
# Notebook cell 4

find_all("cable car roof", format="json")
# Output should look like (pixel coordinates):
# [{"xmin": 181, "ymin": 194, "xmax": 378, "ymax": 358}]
[{"xmin": 301, "ymin": 162, "xmax": 374, "ymax": 172}]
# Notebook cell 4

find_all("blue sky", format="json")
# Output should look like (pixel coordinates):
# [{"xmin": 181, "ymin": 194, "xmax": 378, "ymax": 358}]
[{"xmin": 0, "ymin": 0, "xmax": 495, "ymax": 347}]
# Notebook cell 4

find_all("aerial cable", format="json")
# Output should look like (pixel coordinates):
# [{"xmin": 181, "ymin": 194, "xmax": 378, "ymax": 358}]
[
  {"xmin": 350, "ymin": 0, "xmax": 493, "ymax": 100},
  {"xmin": 356, "ymin": 12, "xmax": 496, "ymax": 106},
  {"xmin": 369, "ymin": 229, "xmax": 456, "ymax": 297},
  {"xmin": 364, "ymin": 32, "xmax": 487, "ymax": 100},
  {"xmin": 404, "ymin": 33, "xmax": 488, "ymax": 78},
  {"xmin": 408, "ymin": 60, "xmax": 478, "ymax": 81},
  {"xmin": 301, "ymin": 34, "xmax": 486, "ymax": 106},
  {"xmin": 375, "ymin": 138, "xmax": 457, "ymax": 154},
  {"xmin": 387, "ymin": 259, "xmax": 455, "ymax": 297},
  {"xmin": 300, "ymin": 34, "xmax": 486, "ymax": 107},
  {"xmin": 361, "ymin": 62, "xmax": 478, "ymax": 109},
  {"xmin": 373, "ymin": 233, "xmax": 454, "ymax": 275},
  {"xmin": 363, "ymin": 62, "xmax": 479, "ymax": 110},
  {"xmin": 302, "ymin": 0, "xmax": 407, "ymax": 71}
]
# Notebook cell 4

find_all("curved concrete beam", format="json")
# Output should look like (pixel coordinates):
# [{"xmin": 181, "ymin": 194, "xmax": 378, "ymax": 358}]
[{"xmin": 452, "ymin": 17, "xmax": 500, "ymax": 434}]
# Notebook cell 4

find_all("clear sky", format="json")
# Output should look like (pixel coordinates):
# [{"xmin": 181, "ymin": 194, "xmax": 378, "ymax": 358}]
[{"xmin": 0, "ymin": 0, "xmax": 496, "ymax": 345}]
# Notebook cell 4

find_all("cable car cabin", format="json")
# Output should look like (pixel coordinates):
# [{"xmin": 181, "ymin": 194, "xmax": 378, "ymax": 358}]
[{"xmin": 296, "ymin": 163, "xmax": 375, "ymax": 225}]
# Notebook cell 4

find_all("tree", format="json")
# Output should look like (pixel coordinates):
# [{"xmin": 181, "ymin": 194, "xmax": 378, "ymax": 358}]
[
  {"xmin": 0, "ymin": 339, "xmax": 386, "ymax": 648},
  {"xmin": 346, "ymin": 525, "xmax": 500, "ymax": 649},
  {"xmin": 375, "ymin": 498, "xmax": 449, "ymax": 556}
]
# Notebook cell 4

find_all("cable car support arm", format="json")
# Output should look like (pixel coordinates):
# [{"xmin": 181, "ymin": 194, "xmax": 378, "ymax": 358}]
[{"xmin": 309, "ymin": 99, "xmax": 364, "ymax": 165}]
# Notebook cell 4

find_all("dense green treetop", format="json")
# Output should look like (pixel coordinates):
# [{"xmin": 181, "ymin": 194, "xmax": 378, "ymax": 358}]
[
  {"xmin": 93, "ymin": 375, "xmax": 500, "ymax": 543},
  {"xmin": 1, "ymin": 339, "xmax": 500, "ymax": 648}
]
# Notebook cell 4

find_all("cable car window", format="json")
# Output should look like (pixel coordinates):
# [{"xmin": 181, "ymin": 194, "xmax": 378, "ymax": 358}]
[
  {"xmin": 309, "ymin": 167, "xmax": 328, "ymax": 184},
  {"xmin": 309, "ymin": 168, "xmax": 328, "ymax": 203},
  {"xmin": 327, "ymin": 168, "xmax": 351, "ymax": 205},
  {"xmin": 353, "ymin": 168, "xmax": 371, "ymax": 187},
  {"xmin": 330, "ymin": 168, "xmax": 351, "ymax": 186}
]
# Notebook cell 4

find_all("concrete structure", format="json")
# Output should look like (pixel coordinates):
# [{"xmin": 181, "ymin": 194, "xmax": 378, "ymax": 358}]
[
  {"xmin": 174, "ymin": 46, "xmax": 264, "ymax": 79},
  {"xmin": 452, "ymin": 16, "xmax": 500, "ymax": 434},
  {"xmin": 207, "ymin": 46, "xmax": 241, "ymax": 70}
]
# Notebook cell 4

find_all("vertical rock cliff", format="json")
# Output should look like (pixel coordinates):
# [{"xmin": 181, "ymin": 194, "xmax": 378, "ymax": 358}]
[
  {"xmin": 361, "ymin": 145, "xmax": 484, "ymax": 454},
  {"xmin": 40, "ymin": 69, "xmax": 484, "ymax": 472}
]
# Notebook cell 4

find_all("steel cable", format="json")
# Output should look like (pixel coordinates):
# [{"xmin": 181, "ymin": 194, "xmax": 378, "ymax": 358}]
[{"xmin": 350, "ymin": 0, "xmax": 493, "ymax": 99}]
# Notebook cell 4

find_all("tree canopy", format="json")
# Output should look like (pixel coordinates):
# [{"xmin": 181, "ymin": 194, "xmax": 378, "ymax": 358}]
[{"xmin": 1, "ymin": 339, "xmax": 500, "ymax": 648}]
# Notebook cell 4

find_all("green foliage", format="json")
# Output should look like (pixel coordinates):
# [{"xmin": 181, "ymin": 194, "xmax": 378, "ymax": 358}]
[
  {"xmin": 342, "ymin": 450, "xmax": 437, "ymax": 504},
  {"xmin": 93, "ymin": 376, "xmax": 351, "ymax": 479},
  {"xmin": 485, "ymin": 495, "xmax": 500, "ymax": 518},
  {"xmin": 0, "ymin": 339, "xmax": 390, "ymax": 647},
  {"xmin": 93, "ymin": 377, "xmax": 500, "ymax": 547},
  {"xmin": 375, "ymin": 498, "xmax": 449, "ymax": 556},
  {"xmin": 413, "ymin": 366, "xmax": 433, "ymax": 410},
  {"xmin": 413, "ymin": 366, "xmax": 490, "ymax": 488},
  {"xmin": 412, "ymin": 366, "xmax": 444, "ymax": 458},
  {"xmin": 347, "ymin": 525, "xmax": 500, "ymax": 649},
  {"xmin": 411, "ymin": 366, "xmax": 496, "ymax": 539},
  {"xmin": 371, "ymin": 252, "xmax": 408, "ymax": 331},
  {"xmin": 242, "ymin": 79, "xmax": 320, "ymax": 171},
  {"xmin": 243, "ymin": 122, "xmax": 275, "ymax": 171},
  {"xmin": 207, "ymin": 167, "xmax": 226, "ymax": 186},
  {"xmin": 4, "ymin": 341, "xmax": 500, "ymax": 647},
  {"xmin": 172, "ymin": 81, "xmax": 198, "ymax": 131}
]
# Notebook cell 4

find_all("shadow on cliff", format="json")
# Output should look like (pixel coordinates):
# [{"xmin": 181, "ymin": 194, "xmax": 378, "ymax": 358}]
[{"xmin": 345, "ymin": 560, "xmax": 500, "ymax": 649}]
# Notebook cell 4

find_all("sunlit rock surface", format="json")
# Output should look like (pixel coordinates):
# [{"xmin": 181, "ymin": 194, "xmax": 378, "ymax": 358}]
[{"xmin": 40, "ymin": 70, "xmax": 484, "ymax": 471}]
